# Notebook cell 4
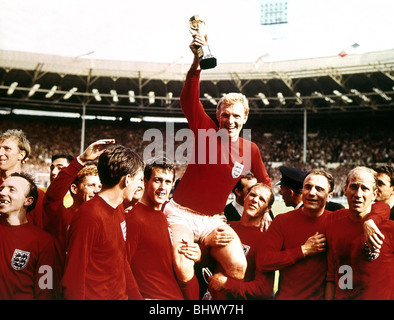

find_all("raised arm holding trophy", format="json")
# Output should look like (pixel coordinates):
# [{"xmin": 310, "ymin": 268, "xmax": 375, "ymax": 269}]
[
  {"xmin": 188, "ymin": 15, "xmax": 217, "ymax": 70},
  {"xmin": 162, "ymin": 14, "xmax": 272, "ymax": 299}
]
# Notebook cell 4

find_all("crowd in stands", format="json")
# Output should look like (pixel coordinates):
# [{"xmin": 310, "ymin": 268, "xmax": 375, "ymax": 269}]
[{"xmin": 1, "ymin": 115, "xmax": 392, "ymax": 196}]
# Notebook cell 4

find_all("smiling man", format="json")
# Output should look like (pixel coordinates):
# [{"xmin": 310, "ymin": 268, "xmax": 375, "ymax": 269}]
[
  {"xmin": 0, "ymin": 172, "xmax": 55, "ymax": 300},
  {"xmin": 163, "ymin": 32, "xmax": 271, "ymax": 299},
  {"xmin": 0, "ymin": 129, "xmax": 46, "ymax": 228},
  {"xmin": 257, "ymin": 169, "xmax": 334, "ymax": 299},
  {"xmin": 0, "ymin": 129, "xmax": 30, "ymax": 183},
  {"xmin": 126, "ymin": 159, "xmax": 200, "ymax": 300}
]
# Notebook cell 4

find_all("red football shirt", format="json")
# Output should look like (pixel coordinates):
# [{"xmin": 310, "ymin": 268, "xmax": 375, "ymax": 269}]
[
  {"xmin": 126, "ymin": 202, "xmax": 184, "ymax": 300},
  {"xmin": 326, "ymin": 204, "xmax": 394, "ymax": 300},
  {"xmin": 173, "ymin": 69, "xmax": 271, "ymax": 215},
  {"xmin": 61, "ymin": 195, "xmax": 141, "ymax": 300},
  {"xmin": 224, "ymin": 222, "xmax": 275, "ymax": 300},
  {"xmin": 0, "ymin": 222, "xmax": 55, "ymax": 300}
]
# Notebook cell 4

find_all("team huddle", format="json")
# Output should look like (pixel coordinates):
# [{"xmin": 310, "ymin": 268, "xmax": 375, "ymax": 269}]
[{"xmin": 0, "ymin": 33, "xmax": 393, "ymax": 300}]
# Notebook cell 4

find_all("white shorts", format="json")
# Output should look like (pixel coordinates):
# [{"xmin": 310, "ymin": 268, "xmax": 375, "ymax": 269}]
[{"xmin": 163, "ymin": 199, "xmax": 227, "ymax": 243}]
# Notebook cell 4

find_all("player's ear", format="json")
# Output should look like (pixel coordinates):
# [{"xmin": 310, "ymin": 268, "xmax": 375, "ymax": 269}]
[
  {"xmin": 70, "ymin": 183, "xmax": 78, "ymax": 196},
  {"xmin": 24, "ymin": 196, "xmax": 34, "ymax": 208}
]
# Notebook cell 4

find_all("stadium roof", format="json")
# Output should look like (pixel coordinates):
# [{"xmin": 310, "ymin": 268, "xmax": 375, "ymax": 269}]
[{"xmin": 0, "ymin": 49, "xmax": 393, "ymax": 120}]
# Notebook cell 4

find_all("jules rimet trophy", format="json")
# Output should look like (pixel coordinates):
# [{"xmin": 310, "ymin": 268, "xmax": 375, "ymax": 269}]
[{"xmin": 188, "ymin": 15, "xmax": 217, "ymax": 69}]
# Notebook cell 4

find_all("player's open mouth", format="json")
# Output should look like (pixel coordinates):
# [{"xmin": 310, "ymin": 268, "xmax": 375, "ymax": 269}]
[{"xmin": 0, "ymin": 199, "xmax": 10, "ymax": 205}]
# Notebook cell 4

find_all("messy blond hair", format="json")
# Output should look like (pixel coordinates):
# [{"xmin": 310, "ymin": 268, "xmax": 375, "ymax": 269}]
[
  {"xmin": 217, "ymin": 93, "xmax": 249, "ymax": 118},
  {"xmin": 0, "ymin": 129, "xmax": 31, "ymax": 161}
]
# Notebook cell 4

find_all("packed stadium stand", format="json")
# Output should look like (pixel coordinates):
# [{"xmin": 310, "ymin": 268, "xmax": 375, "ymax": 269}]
[{"xmin": 1, "ymin": 49, "xmax": 393, "ymax": 196}]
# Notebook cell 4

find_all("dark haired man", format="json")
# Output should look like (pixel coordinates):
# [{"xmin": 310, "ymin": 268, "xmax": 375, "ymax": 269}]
[
  {"xmin": 0, "ymin": 172, "xmax": 55, "ymax": 299},
  {"xmin": 375, "ymin": 165, "xmax": 394, "ymax": 219},
  {"xmin": 126, "ymin": 158, "xmax": 200, "ymax": 300},
  {"xmin": 61, "ymin": 145, "xmax": 145, "ymax": 300},
  {"xmin": 224, "ymin": 172, "xmax": 257, "ymax": 221},
  {"xmin": 43, "ymin": 139, "xmax": 113, "ymax": 298},
  {"xmin": 50, "ymin": 154, "xmax": 74, "ymax": 183}
]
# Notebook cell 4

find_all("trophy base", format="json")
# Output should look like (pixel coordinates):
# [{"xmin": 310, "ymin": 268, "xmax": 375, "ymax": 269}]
[{"xmin": 198, "ymin": 45, "xmax": 217, "ymax": 70}]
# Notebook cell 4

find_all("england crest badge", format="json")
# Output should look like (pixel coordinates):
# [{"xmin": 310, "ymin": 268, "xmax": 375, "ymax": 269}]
[
  {"xmin": 231, "ymin": 161, "xmax": 244, "ymax": 179},
  {"xmin": 11, "ymin": 249, "xmax": 31, "ymax": 271}
]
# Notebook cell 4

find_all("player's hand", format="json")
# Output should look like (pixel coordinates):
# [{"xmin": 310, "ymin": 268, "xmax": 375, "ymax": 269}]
[
  {"xmin": 189, "ymin": 33, "xmax": 207, "ymax": 53},
  {"xmin": 178, "ymin": 239, "xmax": 201, "ymax": 262},
  {"xmin": 77, "ymin": 139, "xmax": 115, "ymax": 165},
  {"xmin": 208, "ymin": 272, "xmax": 227, "ymax": 291},
  {"xmin": 260, "ymin": 210, "xmax": 272, "ymax": 232},
  {"xmin": 203, "ymin": 226, "xmax": 234, "ymax": 248},
  {"xmin": 301, "ymin": 232, "xmax": 326, "ymax": 257},
  {"xmin": 363, "ymin": 219, "xmax": 384, "ymax": 252}
]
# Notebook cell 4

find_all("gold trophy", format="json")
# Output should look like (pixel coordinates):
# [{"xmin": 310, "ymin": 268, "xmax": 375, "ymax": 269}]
[{"xmin": 188, "ymin": 15, "xmax": 217, "ymax": 69}]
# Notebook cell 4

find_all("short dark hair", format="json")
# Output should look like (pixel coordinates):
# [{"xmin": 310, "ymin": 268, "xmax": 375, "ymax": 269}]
[
  {"xmin": 232, "ymin": 172, "xmax": 256, "ymax": 193},
  {"xmin": 51, "ymin": 153, "xmax": 74, "ymax": 164},
  {"xmin": 98, "ymin": 145, "xmax": 144, "ymax": 188},
  {"xmin": 144, "ymin": 157, "xmax": 175, "ymax": 182},
  {"xmin": 375, "ymin": 165, "xmax": 394, "ymax": 187},
  {"xmin": 305, "ymin": 169, "xmax": 335, "ymax": 193},
  {"xmin": 10, "ymin": 172, "xmax": 38, "ymax": 212}
]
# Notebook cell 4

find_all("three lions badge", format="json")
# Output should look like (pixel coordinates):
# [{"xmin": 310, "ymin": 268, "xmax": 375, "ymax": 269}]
[
  {"xmin": 232, "ymin": 161, "xmax": 244, "ymax": 179},
  {"xmin": 11, "ymin": 249, "xmax": 31, "ymax": 270}
]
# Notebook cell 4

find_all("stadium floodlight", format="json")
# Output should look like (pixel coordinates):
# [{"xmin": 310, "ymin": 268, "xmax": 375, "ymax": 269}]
[
  {"xmin": 257, "ymin": 92, "xmax": 270, "ymax": 106},
  {"xmin": 312, "ymin": 91, "xmax": 335, "ymax": 104},
  {"xmin": 130, "ymin": 117, "xmax": 142, "ymax": 123},
  {"xmin": 295, "ymin": 92, "xmax": 302, "ymax": 104},
  {"xmin": 373, "ymin": 87, "xmax": 392, "ymax": 101},
  {"xmin": 166, "ymin": 92, "xmax": 173, "ymax": 105},
  {"xmin": 45, "ymin": 85, "xmax": 57, "ymax": 98},
  {"xmin": 333, "ymin": 90, "xmax": 353, "ymax": 103},
  {"xmin": 142, "ymin": 116, "xmax": 188, "ymax": 123},
  {"xmin": 110, "ymin": 89, "xmax": 119, "ymax": 103},
  {"xmin": 148, "ymin": 91, "xmax": 155, "ymax": 104},
  {"xmin": 7, "ymin": 82, "xmax": 18, "ymax": 95},
  {"xmin": 63, "ymin": 87, "xmax": 78, "ymax": 100},
  {"xmin": 28, "ymin": 84, "xmax": 40, "ymax": 97},
  {"xmin": 277, "ymin": 92, "xmax": 286, "ymax": 105},
  {"xmin": 12, "ymin": 108, "xmax": 80, "ymax": 118},
  {"xmin": 203, "ymin": 93, "xmax": 217, "ymax": 105},
  {"xmin": 92, "ymin": 88, "xmax": 102, "ymax": 101},
  {"xmin": 128, "ymin": 90, "xmax": 135, "ymax": 103},
  {"xmin": 350, "ymin": 89, "xmax": 370, "ymax": 102}
]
